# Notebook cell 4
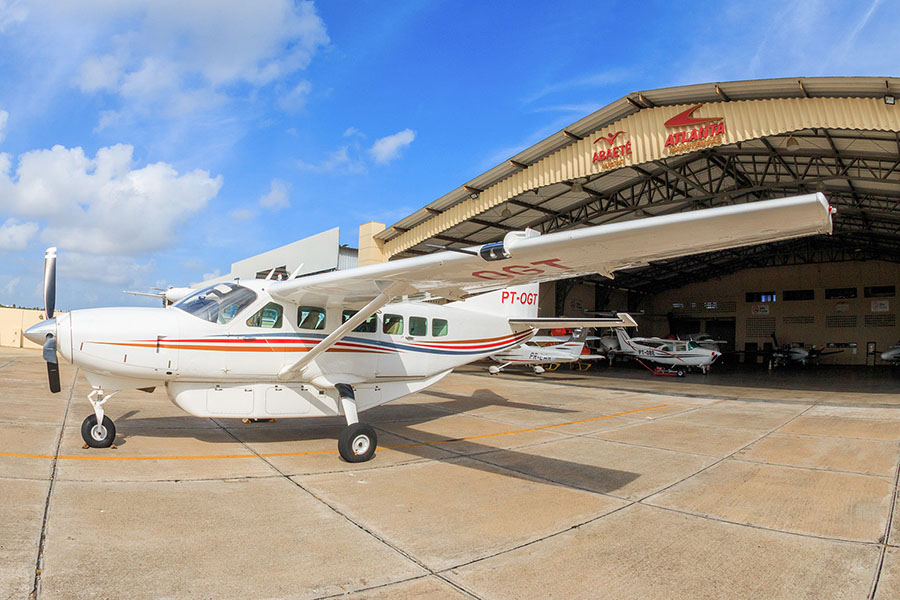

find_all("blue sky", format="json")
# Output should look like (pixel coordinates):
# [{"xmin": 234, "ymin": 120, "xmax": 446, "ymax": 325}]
[{"xmin": 0, "ymin": 0, "xmax": 893, "ymax": 309}]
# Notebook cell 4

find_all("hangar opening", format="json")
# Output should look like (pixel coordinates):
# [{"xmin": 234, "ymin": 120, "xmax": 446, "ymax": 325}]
[{"xmin": 360, "ymin": 77, "xmax": 900, "ymax": 366}]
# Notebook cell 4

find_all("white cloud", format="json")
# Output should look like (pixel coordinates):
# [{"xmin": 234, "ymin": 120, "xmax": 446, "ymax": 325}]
[
  {"xmin": 369, "ymin": 128, "xmax": 415, "ymax": 164},
  {"xmin": 1, "ymin": 276, "xmax": 20, "ymax": 298},
  {"xmin": 229, "ymin": 208, "xmax": 256, "ymax": 221},
  {"xmin": 0, "ymin": 1, "xmax": 27, "ymax": 33},
  {"xmin": 343, "ymin": 126, "xmax": 364, "ymax": 138},
  {"xmin": 298, "ymin": 146, "xmax": 366, "ymax": 174},
  {"xmin": 0, "ymin": 143, "xmax": 222, "ymax": 255},
  {"xmin": 0, "ymin": 109, "xmax": 7, "ymax": 142},
  {"xmin": 64, "ymin": 1, "xmax": 329, "ymax": 114},
  {"xmin": 0, "ymin": 218, "xmax": 38, "ymax": 250},
  {"xmin": 277, "ymin": 80, "xmax": 312, "ymax": 113},
  {"xmin": 58, "ymin": 252, "xmax": 154, "ymax": 287},
  {"xmin": 201, "ymin": 268, "xmax": 222, "ymax": 281},
  {"xmin": 259, "ymin": 179, "xmax": 290, "ymax": 210}
]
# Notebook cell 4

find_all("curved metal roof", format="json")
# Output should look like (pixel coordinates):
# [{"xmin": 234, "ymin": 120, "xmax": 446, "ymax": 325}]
[{"xmin": 377, "ymin": 76, "xmax": 900, "ymax": 294}]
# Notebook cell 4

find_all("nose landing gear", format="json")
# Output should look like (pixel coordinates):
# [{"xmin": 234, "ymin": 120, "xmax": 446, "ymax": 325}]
[{"xmin": 81, "ymin": 388, "xmax": 118, "ymax": 448}]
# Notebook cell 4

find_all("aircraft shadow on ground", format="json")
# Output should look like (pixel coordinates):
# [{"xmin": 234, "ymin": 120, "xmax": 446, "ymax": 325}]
[{"xmin": 110, "ymin": 388, "xmax": 640, "ymax": 496}]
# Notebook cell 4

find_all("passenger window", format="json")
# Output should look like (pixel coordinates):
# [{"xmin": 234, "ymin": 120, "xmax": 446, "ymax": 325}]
[
  {"xmin": 432, "ymin": 318, "xmax": 449, "ymax": 337},
  {"xmin": 297, "ymin": 306, "xmax": 326, "ymax": 330},
  {"xmin": 383, "ymin": 314, "xmax": 404, "ymax": 335},
  {"xmin": 342, "ymin": 310, "xmax": 377, "ymax": 333},
  {"xmin": 246, "ymin": 302, "xmax": 283, "ymax": 328},
  {"xmin": 409, "ymin": 316, "xmax": 427, "ymax": 336}
]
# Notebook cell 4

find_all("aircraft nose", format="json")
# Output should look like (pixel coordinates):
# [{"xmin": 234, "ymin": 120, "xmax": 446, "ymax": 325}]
[{"xmin": 25, "ymin": 318, "xmax": 56, "ymax": 345}]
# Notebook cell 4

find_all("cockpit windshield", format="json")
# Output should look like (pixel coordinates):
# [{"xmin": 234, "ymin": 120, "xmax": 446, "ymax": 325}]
[{"xmin": 174, "ymin": 283, "xmax": 258, "ymax": 324}]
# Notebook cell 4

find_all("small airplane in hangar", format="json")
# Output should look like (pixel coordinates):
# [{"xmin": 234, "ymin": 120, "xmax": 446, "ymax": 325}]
[
  {"xmin": 488, "ymin": 322, "xmax": 635, "ymax": 374},
  {"xmin": 610, "ymin": 327, "xmax": 721, "ymax": 375},
  {"xmin": 25, "ymin": 193, "xmax": 834, "ymax": 462},
  {"xmin": 881, "ymin": 341, "xmax": 900, "ymax": 364},
  {"xmin": 767, "ymin": 332, "xmax": 844, "ymax": 367}
]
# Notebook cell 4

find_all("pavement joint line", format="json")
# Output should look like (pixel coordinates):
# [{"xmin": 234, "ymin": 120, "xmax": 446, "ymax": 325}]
[
  {"xmin": 206, "ymin": 419, "xmax": 478, "ymax": 599},
  {"xmin": 0, "ymin": 404, "xmax": 667, "ymax": 462},
  {"xmin": 728, "ymin": 455, "xmax": 897, "ymax": 480},
  {"xmin": 866, "ymin": 439, "xmax": 900, "ymax": 599},
  {"xmin": 29, "ymin": 367, "xmax": 78, "ymax": 600},
  {"xmin": 639, "ymin": 502, "xmax": 883, "ymax": 547},
  {"xmin": 754, "ymin": 430, "xmax": 900, "ymax": 443},
  {"xmin": 0, "ymin": 357, "xmax": 19, "ymax": 370},
  {"xmin": 635, "ymin": 402, "xmax": 818, "ymax": 506},
  {"xmin": 311, "ymin": 574, "xmax": 485, "ymax": 600},
  {"xmin": 438, "ymin": 499, "xmax": 639, "ymax": 574}
]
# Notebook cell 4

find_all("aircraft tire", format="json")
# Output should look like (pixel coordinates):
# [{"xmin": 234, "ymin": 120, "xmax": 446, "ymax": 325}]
[
  {"xmin": 676, "ymin": 369, "xmax": 686, "ymax": 377},
  {"xmin": 81, "ymin": 414, "xmax": 116, "ymax": 448},
  {"xmin": 339, "ymin": 423, "xmax": 377, "ymax": 463}
]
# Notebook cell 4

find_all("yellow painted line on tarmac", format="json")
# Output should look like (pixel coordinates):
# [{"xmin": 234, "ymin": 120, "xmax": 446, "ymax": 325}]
[{"xmin": 0, "ymin": 404, "xmax": 666, "ymax": 461}]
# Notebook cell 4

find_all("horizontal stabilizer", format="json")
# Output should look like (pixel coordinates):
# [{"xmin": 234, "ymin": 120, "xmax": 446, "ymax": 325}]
[{"xmin": 509, "ymin": 314, "xmax": 638, "ymax": 329}]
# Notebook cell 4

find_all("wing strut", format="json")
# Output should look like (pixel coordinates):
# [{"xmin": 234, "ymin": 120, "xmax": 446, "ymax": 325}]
[{"xmin": 277, "ymin": 281, "xmax": 412, "ymax": 380}]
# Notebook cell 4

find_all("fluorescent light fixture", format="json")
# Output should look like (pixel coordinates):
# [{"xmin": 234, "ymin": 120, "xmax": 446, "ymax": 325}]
[{"xmin": 885, "ymin": 95, "xmax": 895, "ymax": 105}]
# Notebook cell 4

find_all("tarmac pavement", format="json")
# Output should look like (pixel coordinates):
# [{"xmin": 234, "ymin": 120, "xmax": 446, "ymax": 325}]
[{"xmin": 1, "ymin": 347, "xmax": 899, "ymax": 599}]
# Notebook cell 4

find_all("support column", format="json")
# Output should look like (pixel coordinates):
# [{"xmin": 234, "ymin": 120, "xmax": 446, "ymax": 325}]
[{"xmin": 357, "ymin": 221, "xmax": 387, "ymax": 266}]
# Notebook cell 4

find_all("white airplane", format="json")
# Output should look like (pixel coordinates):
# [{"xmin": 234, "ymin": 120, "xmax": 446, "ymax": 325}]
[
  {"xmin": 676, "ymin": 332, "xmax": 727, "ymax": 353},
  {"xmin": 488, "ymin": 322, "xmax": 635, "ymax": 374},
  {"xmin": 612, "ymin": 328, "xmax": 721, "ymax": 375},
  {"xmin": 881, "ymin": 341, "xmax": 900, "ymax": 364},
  {"xmin": 25, "ymin": 193, "xmax": 834, "ymax": 461}
]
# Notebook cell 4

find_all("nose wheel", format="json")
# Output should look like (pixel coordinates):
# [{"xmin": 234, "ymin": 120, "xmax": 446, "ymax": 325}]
[{"xmin": 81, "ymin": 414, "xmax": 116, "ymax": 448}]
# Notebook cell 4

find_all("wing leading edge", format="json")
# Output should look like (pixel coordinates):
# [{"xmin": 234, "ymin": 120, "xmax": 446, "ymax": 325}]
[{"xmin": 269, "ymin": 193, "xmax": 833, "ymax": 307}]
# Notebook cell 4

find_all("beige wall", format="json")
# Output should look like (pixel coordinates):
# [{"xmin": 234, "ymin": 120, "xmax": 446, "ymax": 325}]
[
  {"xmin": 0, "ymin": 308, "xmax": 47, "ymax": 349},
  {"xmin": 647, "ymin": 261, "xmax": 899, "ymax": 365}
]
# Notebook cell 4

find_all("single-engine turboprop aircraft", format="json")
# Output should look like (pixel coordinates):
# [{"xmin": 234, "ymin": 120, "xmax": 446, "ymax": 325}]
[
  {"xmin": 881, "ymin": 341, "xmax": 900, "ymax": 364},
  {"xmin": 612, "ymin": 327, "xmax": 721, "ymax": 375},
  {"xmin": 488, "ymin": 322, "xmax": 636, "ymax": 374},
  {"xmin": 25, "ymin": 193, "xmax": 834, "ymax": 462}
]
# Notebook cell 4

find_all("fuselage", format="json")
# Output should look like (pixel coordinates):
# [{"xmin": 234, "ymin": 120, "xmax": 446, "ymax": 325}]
[{"xmin": 35, "ymin": 279, "xmax": 535, "ymax": 418}]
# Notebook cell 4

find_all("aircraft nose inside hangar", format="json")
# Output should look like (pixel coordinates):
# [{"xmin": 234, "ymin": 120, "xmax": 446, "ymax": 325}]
[{"xmin": 362, "ymin": 76, "xmax": 900, "ymax": 364}]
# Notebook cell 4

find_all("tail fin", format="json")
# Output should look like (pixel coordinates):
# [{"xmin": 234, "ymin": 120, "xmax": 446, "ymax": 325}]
[
  {"xmin": 557, "ymin": 328, "xmax": 588, "ymax": 357},
  {"xmin": 450, "ymin": 284, "xmax": 539, "ymax": 319},
  {"xmin": 614, "ymin": 327, "xmax": 632, "ymax": 350}
]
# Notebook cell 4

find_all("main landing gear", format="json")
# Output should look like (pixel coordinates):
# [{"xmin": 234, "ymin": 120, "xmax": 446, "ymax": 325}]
[
  {"xmin": 335, "ymin": 383, "xmax": 377, "ymax": 463},
  {"xmin": 81, "ymin": 388, "xmax": 119, "ymax": 448}
]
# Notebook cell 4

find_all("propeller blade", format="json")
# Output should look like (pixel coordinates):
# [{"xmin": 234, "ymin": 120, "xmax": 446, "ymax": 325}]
[
  {"xmin": 43, "ymin": 247, "xmax": 57, "ymax": 319},
  {"xmin": 47, "ymin": 362, "xmax": 61, "ymax": 393},
  {"xmin": 42, "ymin": 335, "xmax": 60, "ymax": 394}
]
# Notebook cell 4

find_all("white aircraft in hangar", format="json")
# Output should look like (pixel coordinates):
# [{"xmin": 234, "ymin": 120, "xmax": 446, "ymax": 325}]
[
  {"xmin": 487, "ymin": 322, "xmax": 635, "ymax": 375},
  {"xmin": 610, "ymin": 327, "xmax": 723, "ymax": 376},
  {"xmin": 25, "ymin": 193, "xmax": 834, "ymax": 462}
]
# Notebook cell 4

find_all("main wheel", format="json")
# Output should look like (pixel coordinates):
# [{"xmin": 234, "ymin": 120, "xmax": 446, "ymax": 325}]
[
  {"xmin": 81, "ymin": 414, "xmax": 116, "ymax": 448},
  {"xmin": 676, "ymin": 369, "xmax": 686, "ymax": 377},
  {"xmin": 338, "ymin": 423, "xmax": 377, "ymax": 463}
]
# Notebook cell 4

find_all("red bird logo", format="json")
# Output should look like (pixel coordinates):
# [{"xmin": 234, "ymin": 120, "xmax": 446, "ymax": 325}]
[
  {"xmin": 593, "ymin": 131, "xmax": 626, "ymax": 146},
  {"xmin": 664, "ymin": 104, "xmax": 723, "ymax": 128}
]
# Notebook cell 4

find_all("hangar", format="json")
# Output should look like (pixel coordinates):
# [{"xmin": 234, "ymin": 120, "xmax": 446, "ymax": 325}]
[{"xmin": 358, "ymin": 76, "xmax": 900, "ymax": 365}]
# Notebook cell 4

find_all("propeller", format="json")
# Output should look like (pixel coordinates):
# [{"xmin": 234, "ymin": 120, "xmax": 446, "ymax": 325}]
[{"xmin": 28, "ymin": 247, "xmax": 61, "ymax": 393}]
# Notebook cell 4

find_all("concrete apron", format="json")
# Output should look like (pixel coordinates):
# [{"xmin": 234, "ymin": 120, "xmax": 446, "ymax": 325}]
[{"xmin": 0, "ymin": 348, "xmax": 898, "ymax": 599}]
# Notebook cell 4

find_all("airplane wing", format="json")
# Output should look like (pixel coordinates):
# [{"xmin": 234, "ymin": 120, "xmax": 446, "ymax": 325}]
[{"xmin": 269, "ymin": 193, "xmax": 833, "ymax": 307}]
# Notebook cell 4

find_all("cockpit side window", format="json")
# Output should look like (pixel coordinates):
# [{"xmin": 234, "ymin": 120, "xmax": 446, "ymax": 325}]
[
  {"xmin": 342, "ymin": 310, "xmax": 377, "ymax": 333},
  {"xmin": 247, "ymin": 302, "xmax": 284, "ymax": 328},
  {"xmin": 298, "ymin": 306, "xmax": 326, "ymax": 330},
  {"xmin": 174, "ymin": 283, "xmax": 258, "ymax": 324}
]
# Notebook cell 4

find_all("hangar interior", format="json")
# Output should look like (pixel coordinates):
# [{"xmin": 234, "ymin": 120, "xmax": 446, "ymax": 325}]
[{"xmin": 361, "ymin": 77, "xmax": 900, "ymax": 365}]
